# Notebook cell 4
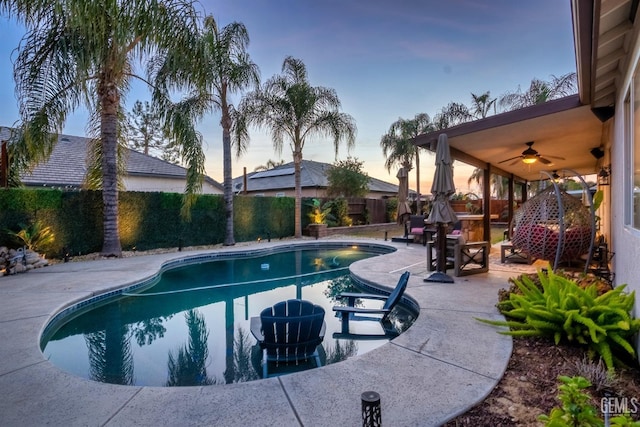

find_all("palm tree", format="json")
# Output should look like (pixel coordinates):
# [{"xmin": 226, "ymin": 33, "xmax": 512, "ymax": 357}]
[
  {"xmin": 499, "ymin": 72, "xmax": 577, "ymax": 111},
  {"xmin": 470, "ymin": 91, "xmax": 496, "ymax": 119},
  {"xmin": 176, "ymin": 16, "xmax": 260, "ymax": 247},
  {"xmin": 254, "ymin": 159, "xmax": 285, "ymax": 172},
  {"xmin": 433, "ymin": 102, "xmax": 473, "ymax": 130},
  {"xmin": 467, "ymin": 169, "xmax": 508, "ymax": 199},
  {"xmin": 235, "ymin": 56, "xmax": 356, "ymax": 238},
  {"xmin": 5, "ymin": 0, "xmax": 204, "ymax": 257},
  {"xmin": 380, "ymin": 113, "xmax": 433, "ymax": 212}
]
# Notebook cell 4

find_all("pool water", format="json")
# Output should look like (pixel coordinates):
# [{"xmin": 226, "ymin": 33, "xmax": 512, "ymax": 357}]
[{"xmin": 42, "ymin": 245, "xmax": 415, "ymax": 387}]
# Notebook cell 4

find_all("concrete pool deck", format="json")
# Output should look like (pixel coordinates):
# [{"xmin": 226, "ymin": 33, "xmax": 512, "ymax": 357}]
[{"xmin": 0, "ymin": 238, "xmax": 534, "ymax": 426}]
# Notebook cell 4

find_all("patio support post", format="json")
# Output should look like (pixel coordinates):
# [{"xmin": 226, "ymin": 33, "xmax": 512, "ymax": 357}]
[
  {"xmin": 482, "ymin": 163, "xmax": 491, "ymax": 242},
  {"xmin": 507, "ymin": 176, "xmax": 514, "ymax": 226}
]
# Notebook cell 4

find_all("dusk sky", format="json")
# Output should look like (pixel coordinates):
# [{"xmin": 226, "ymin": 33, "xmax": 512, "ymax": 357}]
[{"xmin": 0, "ymin": 1, "xmax": 576, "ymax": 192}]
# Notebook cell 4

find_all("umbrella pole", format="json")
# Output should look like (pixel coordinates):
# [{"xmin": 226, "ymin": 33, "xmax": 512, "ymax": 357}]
[
  {"xmin": 437, "ymin": 223, "xmax": 447, "ymax": 272},
  {"xmin": 424, "ymin": 223, "xmax": 454, "ymax": 283}
]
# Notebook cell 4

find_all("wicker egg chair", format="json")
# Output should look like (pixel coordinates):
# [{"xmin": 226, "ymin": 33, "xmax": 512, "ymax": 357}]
[{"xmin": 511, "ymin": 185, "xmax": 594, "ymax": 270}]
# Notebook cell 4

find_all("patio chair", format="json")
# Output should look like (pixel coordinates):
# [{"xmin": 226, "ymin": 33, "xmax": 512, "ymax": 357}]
[
  {"xmin": 250, "ymin": 299, "xmax": 326, "ymax": 378},
  {"xmin": 407, "ymin": 215, "xmax": 427, "ymax": 244},
  {"xmin": 332, "ymin": 271, "xmax": 410, "ymax": 337},
  {"xmin": 427, "ymin": 235, "xmax": 490, "ymax": 276}
]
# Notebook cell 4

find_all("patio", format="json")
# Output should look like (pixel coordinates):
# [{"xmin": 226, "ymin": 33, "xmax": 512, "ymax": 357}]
[{"xmin": 0, "ymin": 238, "xmax": 539, "ymax": 426}]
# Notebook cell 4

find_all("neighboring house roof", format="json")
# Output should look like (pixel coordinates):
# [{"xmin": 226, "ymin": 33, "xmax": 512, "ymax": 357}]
[
  {"xmin": 233, "ymin": 159, "xmax": 399, "ymax": 195},
  {"xmin": 0, "ymin": 128, "xmax": 223, "ymax": 191}
]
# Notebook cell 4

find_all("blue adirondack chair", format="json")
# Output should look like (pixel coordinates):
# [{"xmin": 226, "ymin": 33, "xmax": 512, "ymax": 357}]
[
  {"xmin": 250, "ymin": 299, "xmax": 326, "ymax": 378},
  {"xmin": 332, "ymin": 271, "xmax": 410, "ymax": 337}
]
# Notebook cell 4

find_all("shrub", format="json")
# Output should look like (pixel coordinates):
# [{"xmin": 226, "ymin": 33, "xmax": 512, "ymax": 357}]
[
  {"xmin": 480, "ymin": 269, "xmax": 640, "ymax": 370},
  {"xmin": 539, "ymin": 375, "xmax": 640, "ymax": 427},
  {"xmin": 324, "ymin": 197, "xmax": 351, "ymax": 227},
  {"xmin": 573, "ymin": 355, "xmax": 620, "ymax": 392},
  {"xmin": 386, "ymin": 198, "xmax": 398, "ymax": 223},
  {"xmin": 6, "ymin": 220, "xmax": 55, "ymax": 252},
  {"xmin": 306, "ymin": 198, "xmax": 334, "ymax": 225},
  {"xmin": 539, "ymin": 376, "xmax": 602, "ymax": 426}
]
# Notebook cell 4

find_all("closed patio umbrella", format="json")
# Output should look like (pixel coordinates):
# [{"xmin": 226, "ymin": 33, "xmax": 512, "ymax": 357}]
[
  {"xmin": 396, "ymin": 167, "xmax": 412, "ymax": 230},
  {"xmin": 425, "ymin": 133, "xmax": 458, "ymax": 283}
]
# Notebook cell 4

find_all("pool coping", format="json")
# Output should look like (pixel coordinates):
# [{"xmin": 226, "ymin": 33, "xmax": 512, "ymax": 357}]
[{"xmin": 0, "ymin": 238, "xmax": 514, "ymax": 427}]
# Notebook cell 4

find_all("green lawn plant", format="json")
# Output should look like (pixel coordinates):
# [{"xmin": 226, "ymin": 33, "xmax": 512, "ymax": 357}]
[{"xmin": 479, "ymin": 269, "xmax": 640, "ymax": 370}]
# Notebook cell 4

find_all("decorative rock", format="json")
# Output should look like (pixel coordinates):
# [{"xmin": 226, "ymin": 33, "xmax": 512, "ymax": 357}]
[{"xmin": 0, "ymin": 247, "xmax": 49, "ymax": 276}]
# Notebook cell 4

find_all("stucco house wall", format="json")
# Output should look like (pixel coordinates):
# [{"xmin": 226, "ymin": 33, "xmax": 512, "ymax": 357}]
[
  {"xmin": 122, "ymin": 175, "xmax": 222, "ymax": 194},
  {"xmin": 611, "ymin": 15, "xmax": 640, "ymax": 331}
]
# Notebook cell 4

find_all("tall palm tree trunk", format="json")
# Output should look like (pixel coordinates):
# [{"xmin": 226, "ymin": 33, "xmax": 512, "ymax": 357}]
[
  {"xmin": 99, "ymin": 80, "xmax": 122, "ymax": 257},
  {"xmin": 221, "ymin": 103, "xmax": 235, "ymax": 246}
]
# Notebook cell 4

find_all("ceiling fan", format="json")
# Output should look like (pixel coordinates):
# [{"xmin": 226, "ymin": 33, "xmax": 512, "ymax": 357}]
[{"xmin": 498, "ymin": 141, "xmax": 565, "ymax": 166}]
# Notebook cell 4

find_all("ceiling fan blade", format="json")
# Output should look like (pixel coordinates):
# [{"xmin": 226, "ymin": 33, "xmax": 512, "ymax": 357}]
[
  {"xmin": 544, "ymin": 154, "xmax": 565, "ymax": 160},
  {"xmin": 498, "ymin": 156, "xmax": 521, "ymax": 164},
  {"xmin": 539, "ymin": 157, "xmax": 553, "ymax": 165}
]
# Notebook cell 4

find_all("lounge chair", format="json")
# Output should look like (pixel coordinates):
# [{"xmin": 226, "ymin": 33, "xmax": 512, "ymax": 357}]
[
  {"xmin": 250, "ymin": 299, "xmax": 326, "ymax": 378},
  {"xmin": 332, "ymin": 271, "xmax": 410, "ymax": 337}
]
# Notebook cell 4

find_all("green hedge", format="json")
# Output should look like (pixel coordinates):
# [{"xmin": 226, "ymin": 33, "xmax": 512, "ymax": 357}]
[{"xmin": 0, "ymin": 189, "xmax": 295, "ymax": 258}]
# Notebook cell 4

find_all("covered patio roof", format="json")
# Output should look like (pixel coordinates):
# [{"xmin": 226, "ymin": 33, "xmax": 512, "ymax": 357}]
[{"xmin": 412, "ymin": 94, "xmax": 605, "ymax": 182}]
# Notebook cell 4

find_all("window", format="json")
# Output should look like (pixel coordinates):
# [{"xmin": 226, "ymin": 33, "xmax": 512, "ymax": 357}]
[
  {"xmin": 624, "ymin": 91, "xmax": 632, "ymax": 226},
  {"xmin": 633, "ymin": 71, "xmax": 640, "ymax": 229},
  {"xmin": 275, "ymin": 192, "xmax": 285, "ymax": 197}
]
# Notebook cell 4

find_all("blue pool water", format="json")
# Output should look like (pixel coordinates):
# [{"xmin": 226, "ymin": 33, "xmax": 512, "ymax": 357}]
[{"xmin": 41, "ymin": 243, "xmax": 415, "ymax": 387}]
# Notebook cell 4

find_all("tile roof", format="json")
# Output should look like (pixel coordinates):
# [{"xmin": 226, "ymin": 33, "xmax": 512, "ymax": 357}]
[
  {"xmin": 0, "ymin": 128, "xmax": 222, "ymax": 190},
  {"xmin": 232, "ymin": 159, "xmax": 399, "ymax": 194}
]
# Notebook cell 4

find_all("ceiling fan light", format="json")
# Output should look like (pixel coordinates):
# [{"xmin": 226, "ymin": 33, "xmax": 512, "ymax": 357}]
[{"xmin": 522, "ymin": 155, "xmax": 537, "ymax": 164}]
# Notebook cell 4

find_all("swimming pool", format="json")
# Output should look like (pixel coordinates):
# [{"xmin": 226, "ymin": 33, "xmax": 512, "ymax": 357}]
[{"xmin": 41, "ymin": 243, "xmax": 415, "ymax": 387}]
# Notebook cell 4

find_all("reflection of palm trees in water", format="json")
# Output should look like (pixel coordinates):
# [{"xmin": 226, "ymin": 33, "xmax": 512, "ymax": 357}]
[
  {"xmin": 166, "ymin": 309, "xmax": 215, "ymax": 386},
  {"xmin": 84, "ymin": 301, "xmax": 171, "ymax": 385},
  {"xmin": 85, "ymin": 305, "xmax": 134, "ymax": 385},
  {"xmin": 325, "ymin": 339, "xmax": 358, "ymax": 364},
  {"xmin": 230, "ymin": 328, "xmax": 260, "ymax": 383},
  {"xmin": 324, "ymin": 275, "xmax": 360, "ymax": 304},
  {"xmin": 131, "ymin": 317, "xmax": 168, "ymax": 346}
]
